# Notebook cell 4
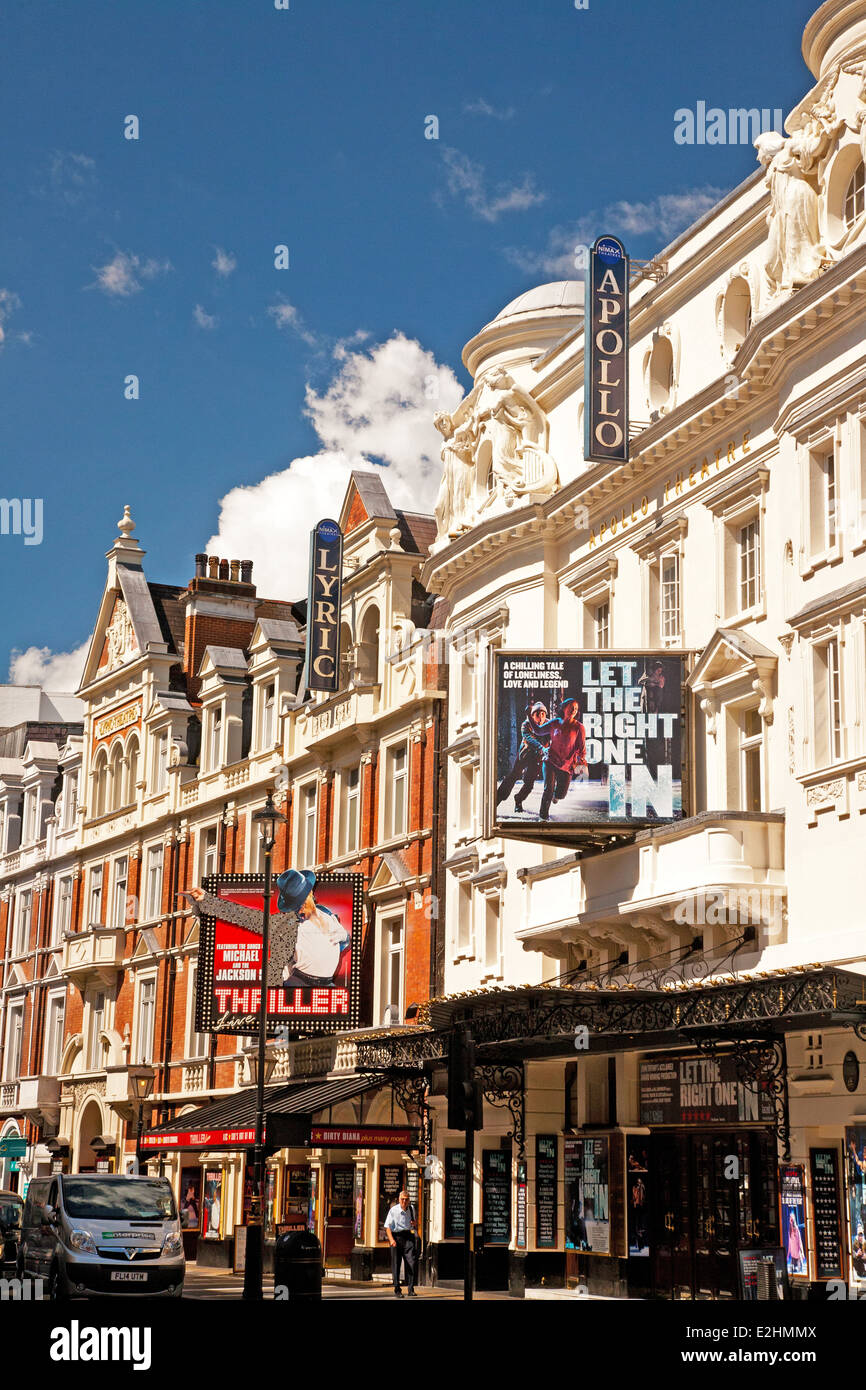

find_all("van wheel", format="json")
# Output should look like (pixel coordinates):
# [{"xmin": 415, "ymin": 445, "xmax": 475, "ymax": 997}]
[{"xmin": 48, "ymin": 1264, "xmax": 68, "ymax": 1301}]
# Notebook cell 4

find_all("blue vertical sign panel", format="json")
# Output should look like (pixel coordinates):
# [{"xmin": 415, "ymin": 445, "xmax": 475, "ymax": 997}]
[
  {"xmin": 305, "ymin": 518, "xmax": 343, "ymax": 692},
  {"xmin": 584, "ymin": 235, "xmax": 630, "ymax": 464}
]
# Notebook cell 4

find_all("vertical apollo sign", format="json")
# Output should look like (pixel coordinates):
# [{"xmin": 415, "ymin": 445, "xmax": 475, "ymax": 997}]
[
  {"xmin": 584, "ymin": 235, "xmax": 629, "ymax": 464},
  {"xmin": 306, "ymin": 518, "xmax": 343, "ymax": 692}
]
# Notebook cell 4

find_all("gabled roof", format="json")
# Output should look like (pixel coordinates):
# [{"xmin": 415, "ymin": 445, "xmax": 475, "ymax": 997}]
[
  {"xmin": 688, "ymin": 627, "xmax": 778, "ymax": 690},
  {"xmin": 340, "ymin": 469, "xmax": 398, "ymax": 534}
]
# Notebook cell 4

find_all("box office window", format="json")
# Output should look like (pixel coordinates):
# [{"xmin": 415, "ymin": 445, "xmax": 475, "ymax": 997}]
[{"xmin": 180, "ymin": 1167, "xmax": 202, "ymax": 1231}]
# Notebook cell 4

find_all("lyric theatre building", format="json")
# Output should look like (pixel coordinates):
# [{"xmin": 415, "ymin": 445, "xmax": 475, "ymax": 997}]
[{"xmin": 359, "ymin": 0, "xmax": 866, "ymax": 1299}]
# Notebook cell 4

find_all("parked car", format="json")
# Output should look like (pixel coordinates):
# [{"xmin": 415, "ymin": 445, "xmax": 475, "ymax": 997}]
[
  {"xmin": 0, "ymin": 1189, "xmax": 23, "ymax": 1272},
  {"xmin": 18, "ymin": 1173, "xmax": 184, "ymax": 1299}
]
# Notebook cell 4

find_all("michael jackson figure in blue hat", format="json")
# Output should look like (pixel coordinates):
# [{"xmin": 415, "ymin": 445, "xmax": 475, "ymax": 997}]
[{"xmin": 187, "ymin": 868, "xmax": 350, "ymax": 989}]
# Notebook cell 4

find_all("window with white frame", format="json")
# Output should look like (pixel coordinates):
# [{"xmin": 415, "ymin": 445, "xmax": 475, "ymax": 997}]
[
  {"xmin": 135, "ymin": 977, "xmax": 156, "ymax": 1064},
  {"xmin": 152, "ymin": 731, "xmax": 169, "ymax": 795},
  {"xmin": 87, "ymin": 991, "xmax": 105, "ymax": 1071},
  {"xmin": 812, "ymin": 635, "xmax": 844, "ymax": 766},
  {"xmin": 209, "ymin": 706, "xmax": 223, "ymax": 771},
  {"xmin": 378, "ymin": 916, "xmax": 404, "ymax": 1026},
  {"xmin": 458, "ymin": 764, "xmax": 475, "ymax": 837},
  {"xmin": 13, "ymin": 889, "xmax": 32, "ymax": 956},
  {"xmin": 385, "ymin": 743, "xmax": 408, "ymax": 839},
  {"xmin": 110, "ymin": 855, "xmax": 129, "ymax": 929},
  {"xmin": 260, "ymin": 683, "xmax": 276, "ymax": 749},
  {"xmin": 3, "ymin": 1003, "xmax": 24, "ymax": 1081},
  {"xmin": 23, "ymin": 791, "xmax": 38, "ymax": 844},
  {"xmin": 87, "ymin": 864, "xmax": 103, "ymax": 926},
  {"xmin": 660, "ymin": 553, "xmax": 681, "ymax": 643},
  {"xmin": 594, "ymin": 601, "xmax": 610, "ymax": 650},
  {"xmin": 807, "ymin": 442, "xmax": 839, "ymax": 559},
  {"xmin": 737, "ymin": 706, "xmax": 764, "ymax": 813},
  {"xmin": 483, "ymin": 893, "xmax": 502, "ymax": 974},
  {"xmin": 187, "ymin": 962, "xmax": 207, "ymax": 1058},
  {"xmin": 200, "ymin": 825, "xmax": 219, "ymax": 881},
  {"xmin": 338, "ymin": 766, "xmax": 361, "ymax": 857},
  {"xmin": 738, "ymin": 517, "xmax": 761, "ymax": 612},
  {"xmin": 846, "ymin": 162, "xmax": 865, "ymax": 228},
  {"xmin": 301, "ymin": 784, "xmax": 318, "ymax": 866},
  {"xmin": 54, "ymin": 873, "xmax": 74, "ymax": 942},
  {"xmin": 144, "ymin": 845, "xmax": 164, "ymax": 920},
  {"xmin": 456, "ymin": 880, "xmax": 473, "ymax": 956},
  {"xmin": 45, "ymin": 993, "xmax": 66, "ymax": 1075},
  {"xmin": 62, "ymin": 772, "xmax": 78, "ymax": 830}
]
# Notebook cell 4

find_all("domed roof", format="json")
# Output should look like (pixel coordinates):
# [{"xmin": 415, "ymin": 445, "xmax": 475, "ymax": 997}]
[{"xmin": 493, "ymin": 280, "xmax": 584, "ymax": 321}]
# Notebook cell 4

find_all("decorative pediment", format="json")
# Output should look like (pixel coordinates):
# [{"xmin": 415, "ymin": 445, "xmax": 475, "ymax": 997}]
[
  {"xmin": 339, "ymin": 470, "xmax": 397, "ymax": 536},
  {"xmin": 367, "ymin": 852, "xmax": 411, "ymax": 900},
  {"xmin": 688, "ymin": 627, "xmax": 778, "ymax": 725}
]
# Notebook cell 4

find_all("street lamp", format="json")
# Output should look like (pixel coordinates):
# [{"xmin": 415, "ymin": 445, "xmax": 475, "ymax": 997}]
[
  {"xmin": 127, "ymin": 1066, "xmax": 155, "ymax": 1172},
  {"xmin": 244, "ymin": 789, "xmax": 287, "ymax": 1301}
]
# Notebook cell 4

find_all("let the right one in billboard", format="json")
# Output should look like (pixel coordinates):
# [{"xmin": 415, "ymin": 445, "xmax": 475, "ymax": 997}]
[{"xmin": 493, "ymin": 651, "xmax": 686, "ymax": 831}]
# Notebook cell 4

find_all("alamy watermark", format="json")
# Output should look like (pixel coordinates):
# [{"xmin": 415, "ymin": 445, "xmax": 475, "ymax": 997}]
[
  {"xmin": 0, "ymin": 498, "xmax": 42, "ymax": 545},
  {"xmin": 675, "ymin": 104, "xmax": 783, "ymax": 147}
]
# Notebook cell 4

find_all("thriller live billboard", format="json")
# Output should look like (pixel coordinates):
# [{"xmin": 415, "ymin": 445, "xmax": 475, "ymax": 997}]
[
  {"xmin": 490, "ymin": 650, "xmax": 688, "ymax": 841},
  {"xmin": 195, "ymin": 872, "xmax": 363, "ymax": 1036}
]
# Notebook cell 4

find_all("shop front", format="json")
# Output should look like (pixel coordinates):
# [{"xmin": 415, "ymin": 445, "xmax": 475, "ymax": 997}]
[
  {"xmin": 141, "ymin": 1074, "xmax": 428, "ymax": 1278},
  {"xmin": 358, "ymin": 964, "xmax": 866, "ymax": 1299}
]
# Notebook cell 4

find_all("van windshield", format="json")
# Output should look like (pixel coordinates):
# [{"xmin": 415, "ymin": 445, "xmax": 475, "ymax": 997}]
[
  {"xmin": 0, "ymin": 1197, "xmax": 22, "ymax": 1226},
  {"xmin": 62, "ymin": 1179, "xmax": 176, "ymax": 1221}
]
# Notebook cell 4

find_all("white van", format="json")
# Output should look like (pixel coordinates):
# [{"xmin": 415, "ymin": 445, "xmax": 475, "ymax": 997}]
[{"xmin": 19, "ymin": 1173, "xmax": 184, "ymax": 1299}]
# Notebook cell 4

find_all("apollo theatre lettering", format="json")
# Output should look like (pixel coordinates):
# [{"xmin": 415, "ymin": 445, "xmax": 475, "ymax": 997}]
[
  {"xmin": 306, "ymin": 518, "xmax": 343, "ymax": 692},
  {"xmin": 584, "ymin": 235, "xmax": 629, "ymax": 464}
]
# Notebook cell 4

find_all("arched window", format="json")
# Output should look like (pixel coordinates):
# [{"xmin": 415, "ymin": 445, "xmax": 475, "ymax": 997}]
[
  {"xmin": 845, "ymin": 163, "xmax": 865, "ymax": 228},
  {"xmin": 648, "ymin": 335, "xmax": 674, "ymax": 413},
  {"xmin": 338, "ymin": 623, "xmax": 353, "ymax": 692},
  {"xmin": 722, "ymin": 277, "xmax": 752, "ymax": 354},
  {"xmin": 356, "ymin": 607, "xmax": 380, "ymax": 684},
  {"xmin": 92, "ymin": 750, "xmax": 108, "ymax": 819},
  {"xmin": 125, "ymin": 736, "xmax": 139, "ymax": 806},
  {"xmin": 108, "ymin": 742, "xmax": 124, "ymax": 813}
]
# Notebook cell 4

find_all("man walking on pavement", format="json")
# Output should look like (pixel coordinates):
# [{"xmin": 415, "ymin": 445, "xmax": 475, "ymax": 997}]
[{"xmin": 384, "ymin": 1190, "xmax": 418, "ymax": 1297}]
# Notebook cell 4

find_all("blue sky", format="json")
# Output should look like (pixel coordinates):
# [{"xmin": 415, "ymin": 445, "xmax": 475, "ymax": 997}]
[{"xmin": 1, "ymin": 0, "xmax": 818, "ymax": 687}]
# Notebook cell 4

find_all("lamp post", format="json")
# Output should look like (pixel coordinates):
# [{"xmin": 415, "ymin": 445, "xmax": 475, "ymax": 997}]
[
  {"xmin": 128, "ymin": 1066, "xmax": 156, "ymax": 1172},
  {"xmin": 243, "ymin": 790, "xmax": 287, "ymax": 1301}
]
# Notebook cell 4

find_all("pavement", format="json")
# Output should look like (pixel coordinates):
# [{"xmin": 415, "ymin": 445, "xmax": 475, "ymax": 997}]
[{"xmin": 182, "ymin": 1264, "xmax": 515, "ymax": 1299}]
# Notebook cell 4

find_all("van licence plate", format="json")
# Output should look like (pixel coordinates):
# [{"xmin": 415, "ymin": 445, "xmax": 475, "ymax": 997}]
[{"xmin": 110, "ymin": 1271, "xmax": 147, "ymax": 1282}]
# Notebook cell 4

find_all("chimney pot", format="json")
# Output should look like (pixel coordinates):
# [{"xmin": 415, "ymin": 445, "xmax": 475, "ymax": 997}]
[
  {"xmin": 229, "ymin": 559, "xmax": 240, "ymax": 583},
  {"xmin": 195, "ymin": 553, "xmax": 207, "ymax": 579},
  {"xmin": 218, "ymin": 558, "xmax": 229, "ymax": 581},
  {"xmin": 240, "ymin": 560, "xmax": 253, "ymax": 585},
  {"xmin": 207, "ymin": 556, "xmax": 220, "ymax": 579}
]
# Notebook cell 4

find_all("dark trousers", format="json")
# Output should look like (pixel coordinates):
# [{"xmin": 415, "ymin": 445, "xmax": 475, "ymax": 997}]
[
  {"xmin": 391, "ymin": 1231, "xmax": 417, "ymax": 1290},
  {"xmin": 497, "ymin": 752, "xmax": 541, "ymax": 807},
  {"xmin": 539, "ymin": 764, "xmax": 570, "ymax": 819}
]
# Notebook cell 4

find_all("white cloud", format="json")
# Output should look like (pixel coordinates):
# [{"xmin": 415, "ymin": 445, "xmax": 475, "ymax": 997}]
[
  {"xmin": 0, "ymin": 289, "xmax": 22, "ymax": 347},
  {"xmin": 193, "ymin": 303, "xmax": 218, "ymax": 330},
  {"xmin": 9, "ymin": 640, "xmax": 88, "ymax": 691},
  {"xmin": 46, "ymin": 151, "xmax": 97, "ymax": 206},
  {"xmin": 204, "ymin": 333, "xmax": 463, "ymax": 599},
  {"xmin": 439, "ymin": 147, "xmax": 545, "ymax": 223},
  {"xmin": 267, "ymin": 299, "xmax": 319, "ymax": 345},
  {"xmin": 91, "ymin": 250, "xmax": 173, "ymax": 297},
  {"xmin": 212, "ymin": 246, "xmax": 237, "ymax": 277},
  {"xmin": 463, "ymin": 98, "xmax": 515, "ymax": 121},
  {"xmin": 504, "ymin": 187, "xmax": 726, "ymax": 275}
]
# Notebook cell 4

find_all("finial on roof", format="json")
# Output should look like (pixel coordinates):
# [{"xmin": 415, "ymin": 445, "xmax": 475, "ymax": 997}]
[{"xmin": 117, "ymin": 505, "xmax": 135, "ymax": 540}]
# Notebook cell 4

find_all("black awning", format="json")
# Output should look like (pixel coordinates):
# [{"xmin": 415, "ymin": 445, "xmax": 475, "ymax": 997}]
[
  {"xmin": 142, "ymin": 1073, "xmax": 383, "ymax": 1150},
  {"xmin": 378, "ymin": 965, "xmax": 866, "ymax": 1061}
]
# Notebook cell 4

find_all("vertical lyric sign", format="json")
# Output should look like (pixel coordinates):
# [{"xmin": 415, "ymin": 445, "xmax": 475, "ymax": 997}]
[
  {"xmin": 306, "ymin": 517, "xmax": 343, "ymax": 692},
  {"xmin": 584, "ymin": 235, "xmax": 629, "ymax": 464}
]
